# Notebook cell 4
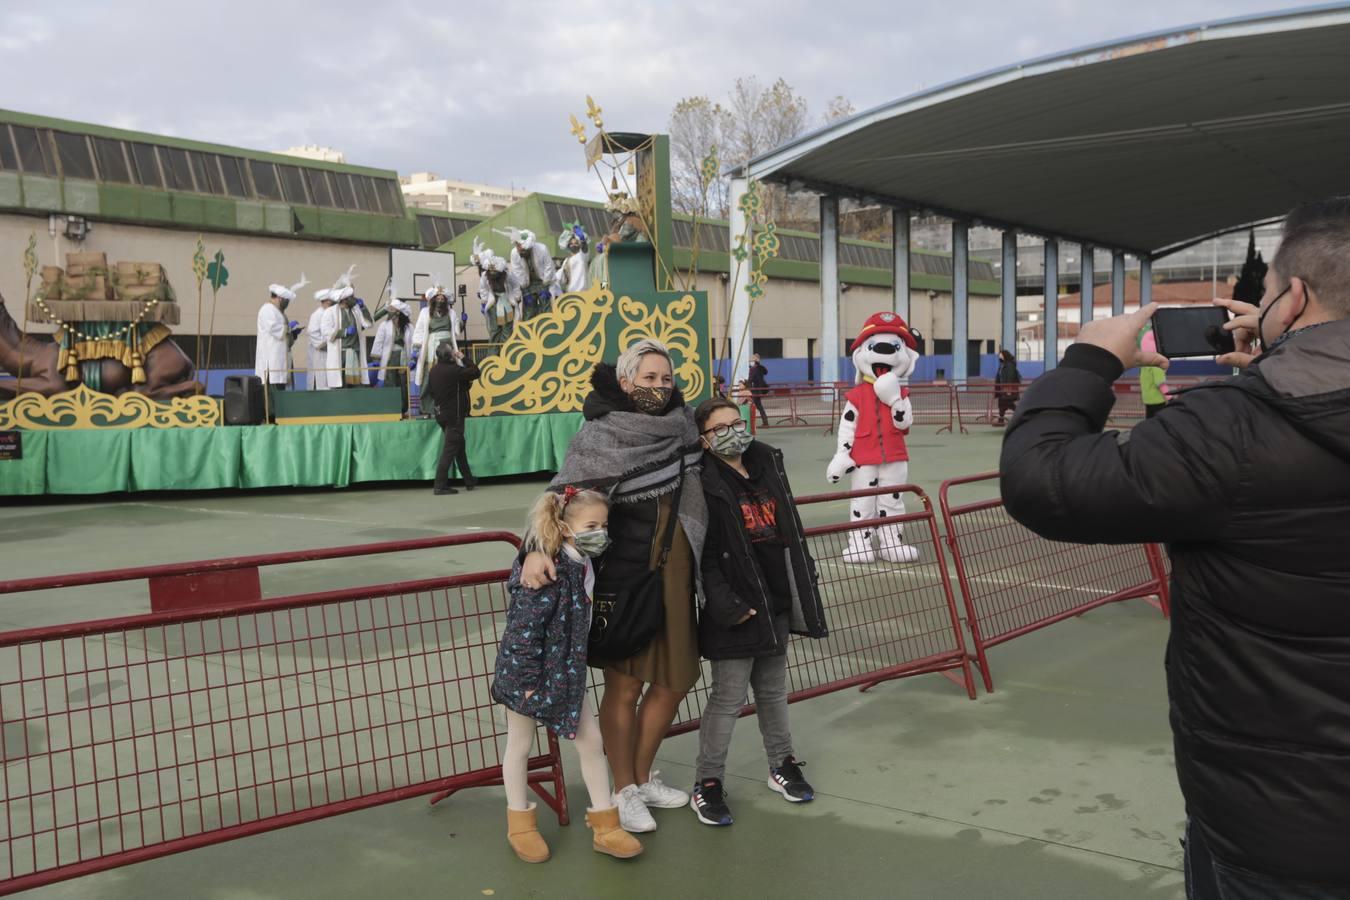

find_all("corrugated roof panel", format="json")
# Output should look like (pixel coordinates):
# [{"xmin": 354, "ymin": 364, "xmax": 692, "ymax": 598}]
[{"xmin": 747, "ymin": 12, "xmax": 1350, "ymax": 252}]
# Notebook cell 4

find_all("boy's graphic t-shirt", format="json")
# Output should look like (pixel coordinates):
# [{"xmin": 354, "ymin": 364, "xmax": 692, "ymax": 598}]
[{"xmin": 718, "ymin": 459, "xmax": 792, "ymax": 614}]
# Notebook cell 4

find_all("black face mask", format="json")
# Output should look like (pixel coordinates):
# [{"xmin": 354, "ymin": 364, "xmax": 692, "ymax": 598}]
[
  {"xmin": 1257, "ymin": 284, "xmax": 1298, "ymax": 353},
  {"xmin": 630, "ymin": 385, "xmax": 672, "ymax": 414}
]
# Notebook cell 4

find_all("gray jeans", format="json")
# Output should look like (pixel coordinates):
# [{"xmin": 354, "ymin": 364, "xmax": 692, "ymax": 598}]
[{"xmin": 695, "ymin": 652, "xmax": 793, "ymax": 782}]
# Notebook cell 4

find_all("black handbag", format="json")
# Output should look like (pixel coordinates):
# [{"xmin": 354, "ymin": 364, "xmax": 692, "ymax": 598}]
[{"xmin": 589, "ymin": 480, "xmax": 681, "ymax": 661}]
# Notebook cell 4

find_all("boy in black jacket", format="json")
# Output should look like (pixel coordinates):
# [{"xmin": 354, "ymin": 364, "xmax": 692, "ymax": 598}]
[{"xmin": 689, "ymin": 397, "xmax": 828, "ymax": 826}]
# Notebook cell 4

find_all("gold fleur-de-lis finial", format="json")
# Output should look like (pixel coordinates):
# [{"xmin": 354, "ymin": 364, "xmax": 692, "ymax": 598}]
[
  {"xmin": 586, "ymin": 95, "xmax": 603, "ymax": 130},
  {"xmin": 569, "ymin": 113, "xmax": 587, "ymax": 144}
]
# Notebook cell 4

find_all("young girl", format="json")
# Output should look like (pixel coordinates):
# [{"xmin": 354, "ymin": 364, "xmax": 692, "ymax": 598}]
[{"xmin": 492, "ymin": 487, "xmax": 643, "ymax": 863}]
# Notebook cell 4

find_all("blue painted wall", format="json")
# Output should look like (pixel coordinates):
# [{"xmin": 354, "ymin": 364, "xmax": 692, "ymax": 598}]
[{"xmin": 714, "ymin": 353, "xmax": 1228, "ymax": 388}]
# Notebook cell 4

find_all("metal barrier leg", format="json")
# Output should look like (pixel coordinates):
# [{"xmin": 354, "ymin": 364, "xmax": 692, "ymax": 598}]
[
  {"xmin": 1144, "ymin": 543, "xmax": 1172, "ymax": 618},
  {"xmin": 427, "ymin": 744, "xmax": 570, "ymax": 826}
]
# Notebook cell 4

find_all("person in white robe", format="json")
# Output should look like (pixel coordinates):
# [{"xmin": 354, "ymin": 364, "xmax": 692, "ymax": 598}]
[
  {"xmin": 306, "ymin": 288, "xmax": 335, "ymax": 390},
  {"xmin": 255, "ymin": 273, "xmax": 306, "ymax": 388},
  {"xmin": 412, "ymin": 282, "xmax": 465, "ymax": 416},
  {"xmin": 478, "ymin": 251, "xmax": 520, "ymax": 347},
  {"xmin": 554, "ymin": 221, "xmax": 589, "ymax": 294},
  {"xmin": 322, "ymin": 267, "xmax": 371, "ymax": 387},
  {"xmin": 371, "ymin": 298, "xmax": 414, "ymax": 410},
  {"xmin": 495, "ymin": 227, "xmax": 555, "ymax": 320}
]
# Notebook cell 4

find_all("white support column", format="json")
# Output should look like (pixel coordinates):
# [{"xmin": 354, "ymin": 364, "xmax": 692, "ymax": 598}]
[
  {"xmin": 1111, "ymin": 250, "xmax": 1126, "ymax": 316},
  {"xmin": 1139, "ymin": 256, "xmax": 1153, "ymax": 311},
  {"xmin": 952, "ymin": 220, "xmax": 970, "ymax": 383},
  {"xmin": 892, "ymin": 208, "xmax": 910, "ymax": 320},
  {"xmin": 1080, "ymin": 244, "xmax": 1095, "ymax": 326},
  {"xmin": 820, "ymin": 195, "xmax": 841, "ymax": 384},
  {"xmin": 1001, "ymin": 230, "xmax": 1017, "ymax": 356},
  {"xmin": 1044, "ymin": 238, "xmax": 1059, "ymax": 370},
  {"xmin": 728, "ymin": 175, "xmax": 752, "ymax": 386}
]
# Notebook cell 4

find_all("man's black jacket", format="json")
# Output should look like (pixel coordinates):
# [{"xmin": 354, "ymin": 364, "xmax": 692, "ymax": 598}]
[
  {"xmin": 426, "ymin": 359, "xmax": 479, "ymax": 429},
  {"xmin": 1001, "ymin": 322, "xmax": 1350, "ymax": 885}
]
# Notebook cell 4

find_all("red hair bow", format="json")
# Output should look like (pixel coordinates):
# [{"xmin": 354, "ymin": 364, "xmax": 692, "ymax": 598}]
[{"xmin": 561, "ymin": 485, "xmax": 580, "ymax": 506}]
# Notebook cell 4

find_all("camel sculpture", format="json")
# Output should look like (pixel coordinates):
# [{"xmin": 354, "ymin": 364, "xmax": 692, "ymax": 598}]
[{"xmin": 0, "ymin": 291, "xmax": 203, "ymax": 401}]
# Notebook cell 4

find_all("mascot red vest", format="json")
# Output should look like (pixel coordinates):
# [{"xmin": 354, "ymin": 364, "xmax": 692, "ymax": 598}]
[{"xmin": 826, "ymin": 312, "xmax": 922, "ymax": 563}]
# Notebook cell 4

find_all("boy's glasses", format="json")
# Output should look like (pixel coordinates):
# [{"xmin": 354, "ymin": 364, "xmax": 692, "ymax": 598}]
[{"xmin": 702, "ymin": 420, "xmax": 748, "ymax": 438}]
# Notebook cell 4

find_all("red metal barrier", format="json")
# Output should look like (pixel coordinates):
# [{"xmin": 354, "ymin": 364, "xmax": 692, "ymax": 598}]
[
  {"xmin": 749, "ymin": 386, "xmax": 841, "ymax": 432},
  {"xmin": 0, "ymin": 536, "xmax": 504, "ymax": 613},
  {"xmin": 0, "ymin": 533, "xmax": 571, "ymax": 896},
  {"xmin": 653, "ymin": 484, "xmax": 975, "ymax": 736},
  {"xmin": 952, "ymin": 383, "xmax": 1015, "ymax": 429},
  {"xmin": 906, "ymin": 384, "xmax": 958, "ymax": 434},
  {"xmin": 938, "ymin": 472, "xmax": 1169, "ymax": 693}
]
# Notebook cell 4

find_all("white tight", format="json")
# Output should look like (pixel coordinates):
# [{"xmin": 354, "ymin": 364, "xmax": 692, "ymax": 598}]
[{"xmin": 503, "ymin": 696, "xmax": 612, "ymax": 811}]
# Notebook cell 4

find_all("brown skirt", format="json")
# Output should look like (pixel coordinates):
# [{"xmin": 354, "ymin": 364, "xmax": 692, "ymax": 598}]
[{"xmin": 594, "ymin": 494, "xmax": 701, "ymax": 694}]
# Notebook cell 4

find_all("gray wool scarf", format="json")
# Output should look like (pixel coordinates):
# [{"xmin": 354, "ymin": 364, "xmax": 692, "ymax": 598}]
[{"xmin": 551, "ymin": 405, "xmax": 708, "ymax": 567}]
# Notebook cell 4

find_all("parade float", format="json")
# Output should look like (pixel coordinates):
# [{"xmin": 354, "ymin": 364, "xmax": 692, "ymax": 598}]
[{"xmin": 0, "ymin": 113, "xmax": 713, "ymax": 495}]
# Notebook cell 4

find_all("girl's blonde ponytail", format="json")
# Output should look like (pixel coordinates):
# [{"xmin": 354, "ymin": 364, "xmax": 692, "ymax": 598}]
[{"xmin": 524, "ymin": 491, "xmax": 568, "ymax": 558}]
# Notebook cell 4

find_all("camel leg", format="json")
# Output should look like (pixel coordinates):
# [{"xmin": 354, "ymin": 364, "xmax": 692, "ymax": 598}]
[{"xmin": 144, "ymin": 379, "xmax": 206, "ymax": 400}]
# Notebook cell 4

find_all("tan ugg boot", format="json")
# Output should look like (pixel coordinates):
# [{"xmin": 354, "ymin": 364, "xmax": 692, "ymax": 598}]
[
  {"xmin": 506, "ymin": 804, "xmax": 550, "ymax": 863},
  {"xmin": 586, "ymin": 806, "xmax": 644, "ymax": 859}
]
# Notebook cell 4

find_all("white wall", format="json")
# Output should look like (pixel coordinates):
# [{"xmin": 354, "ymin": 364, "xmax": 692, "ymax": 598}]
[{"xmin": 0, "ymin": 213, "xmax": 406, "ymax": 339}]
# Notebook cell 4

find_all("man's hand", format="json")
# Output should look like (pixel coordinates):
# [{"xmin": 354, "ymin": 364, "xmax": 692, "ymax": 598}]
[
  {"xmin": 1074, "ymin": 303, "xmax": 1168, "ymax": 370},
  {"xmin": 1214, "ymin": 298, "xmax": 1260, "ymax": 369}
]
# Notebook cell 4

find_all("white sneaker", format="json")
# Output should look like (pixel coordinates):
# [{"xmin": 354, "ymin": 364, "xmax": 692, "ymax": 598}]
[
  {"xmin": 614, "ymin": 784, "xmax": 657, "ymax": 833},
  {"xmin": 637, "ymin": 771, "xmax": 690, "ymax": 809}
]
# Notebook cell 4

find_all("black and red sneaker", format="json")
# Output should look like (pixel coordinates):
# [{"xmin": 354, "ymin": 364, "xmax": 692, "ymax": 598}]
[
  {"xmin": 690, "ymin": 778, "xmax": 734, "ymax": 826},
  {"xmin": 768, "ymin": 757, "xmax": 814, "ymax": 802}
]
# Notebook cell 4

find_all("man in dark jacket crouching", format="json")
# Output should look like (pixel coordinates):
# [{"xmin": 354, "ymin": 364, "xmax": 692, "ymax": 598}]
[{"xmin": 1000, "ymin": 197, "xmax": 1350, "ymax": 898}]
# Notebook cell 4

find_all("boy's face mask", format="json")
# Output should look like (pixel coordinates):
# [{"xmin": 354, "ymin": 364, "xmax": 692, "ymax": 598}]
[{"xmin": 710, "ymin": 428, "xmax": 752, "ymax": 459}]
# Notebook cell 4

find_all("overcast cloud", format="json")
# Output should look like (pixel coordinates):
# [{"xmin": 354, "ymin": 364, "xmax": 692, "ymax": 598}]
[{"xmin": 0, "ymin": 0, "xmax": 1291, "ymax": 202}]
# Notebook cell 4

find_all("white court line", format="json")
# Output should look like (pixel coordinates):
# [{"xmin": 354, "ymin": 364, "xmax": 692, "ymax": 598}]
[
  {"xmin": 126, "ymin": 501, "xmax": 360, "ymax": 527},
  {"xmin": 127, "ymin": 501, "xmax": 491, "ymax": 534},
  {"xmin": 819, "ymin": 558, "xmax": 1150, "ymax": 601},
  {"xmin": 967, "ymin": 573, "xmax": 1105, "ymax": 597}
]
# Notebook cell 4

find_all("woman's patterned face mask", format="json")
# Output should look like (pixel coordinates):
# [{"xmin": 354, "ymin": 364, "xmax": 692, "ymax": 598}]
[{"xmin": 630, "ymin": 385, "xmax": 672, "ymax": 414}]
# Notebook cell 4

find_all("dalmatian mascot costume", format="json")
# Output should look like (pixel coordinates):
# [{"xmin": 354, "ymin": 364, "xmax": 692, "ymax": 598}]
[{"xmin": 826, "ymin": 312, "xmax": 921, "ymax": 563}]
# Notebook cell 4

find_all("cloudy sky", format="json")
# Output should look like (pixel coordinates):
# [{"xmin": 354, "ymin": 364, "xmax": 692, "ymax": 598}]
[{"xmin": 0, "ymin": 0, "xmax": 1292, "ymax": 201}]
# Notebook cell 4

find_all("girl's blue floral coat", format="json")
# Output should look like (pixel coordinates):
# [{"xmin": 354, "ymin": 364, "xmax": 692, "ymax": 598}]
[{"xmin": 491, "ymin": 552, "xmax": 591, "ymax": 739}]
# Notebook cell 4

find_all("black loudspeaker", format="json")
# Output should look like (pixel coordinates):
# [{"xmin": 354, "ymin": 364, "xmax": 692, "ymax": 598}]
[{"xmin": 223, "ymin": 375, "xmax": 265, "ymax": 425}]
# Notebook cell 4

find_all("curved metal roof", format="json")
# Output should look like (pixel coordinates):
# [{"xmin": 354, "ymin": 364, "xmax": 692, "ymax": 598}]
[{"xmin": 742, "ymin": 3, "xmax": 1350, "ymax": 256}]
